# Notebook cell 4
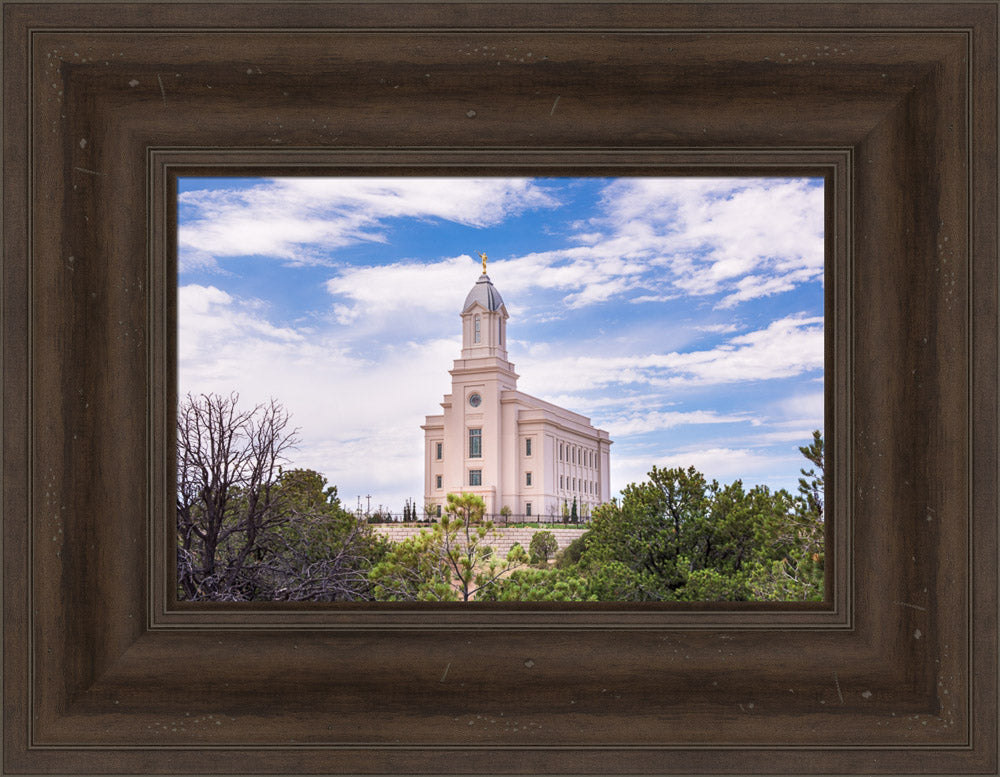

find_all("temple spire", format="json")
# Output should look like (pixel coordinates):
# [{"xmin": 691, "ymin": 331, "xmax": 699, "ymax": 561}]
[{"xmin": 477, "ymin": 251, "xmax": 488, "ymax": 275}]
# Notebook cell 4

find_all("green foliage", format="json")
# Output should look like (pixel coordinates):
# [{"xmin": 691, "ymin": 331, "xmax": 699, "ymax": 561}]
[
  {"xmin": 366, "ymin": 527, "xmax": 459, "ymax": 601},
  {"xmin": 274, "ymin": 467, "xmax": 342, "ymax": 513},
  {"xmin": 177, "ymin": 394, "xmax": 388, "ymax": 602},
  {"xmin": 744, "ymin": 430, "xmax": 826, "ymax": 601},
  {"xmin": 369, "ymin": 492, "xmax": 528, "ymax": 601},
  {"xmin": 478, "ymin": 567, "xmax": 594, "ymax": 602},
  {"xmin": 529, "ymin": 530, "xmax": 559, "ymax": 565},
  {"xmin": 487, "ymin": 432, "xmax": 826, "ymax": 603},
  {"xmin": 178, "ymin": 456, "xmax": 389, "ymax": 601},
  {"xmin": 574, "ymin": 464, "xmax": 815, "ymax": 601},
  {"xmin": 181, "ymin": 391, "xmax": 824, "ymax": 605},
  {"xmin": 681, "ymin": 567, "xmax": 750, "ymax": 602},
  {"xmin": 255, "ymin": 468, "xmax": 391, "ymax": 600},
  {"xmin": 555, "ymin": 535, "xmax": 586, "ymax": 568},
  {"xmin": 369, "ymin": 507, "xmax": 394, "ymax": 523},
  {"xmin": 797, "ymin": 430, "xmax": 824, "ymax": 521}
]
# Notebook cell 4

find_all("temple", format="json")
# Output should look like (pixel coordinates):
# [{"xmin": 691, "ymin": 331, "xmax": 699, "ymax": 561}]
[{"xmin": 421, "ymin": 262, "xmax": 611, "ymax": 520}]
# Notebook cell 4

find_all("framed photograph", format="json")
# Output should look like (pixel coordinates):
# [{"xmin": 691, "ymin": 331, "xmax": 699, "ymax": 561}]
[
  {"xmin": 3, "ymin": 2, "xmax": 996, "ymax": 774},
  {"xmin": 171, "ymin": 171, "xmax": 829, "ymax": 606}
]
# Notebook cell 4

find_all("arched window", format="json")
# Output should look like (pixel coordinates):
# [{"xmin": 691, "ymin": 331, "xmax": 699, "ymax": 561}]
[{"xmin": 474, "ymin": 314, "xmax": 481, "ymax": 343}]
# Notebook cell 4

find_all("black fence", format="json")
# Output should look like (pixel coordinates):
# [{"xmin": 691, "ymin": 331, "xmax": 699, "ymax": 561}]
[{"xmin": 362, "ymin": 512, "xmax": 592, "ymax": 527}]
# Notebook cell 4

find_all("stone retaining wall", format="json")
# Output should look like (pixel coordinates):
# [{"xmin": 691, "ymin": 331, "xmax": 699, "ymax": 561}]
[{"xmin": 372, "ymin": 524, "xmax": 587, "ymax": 558}]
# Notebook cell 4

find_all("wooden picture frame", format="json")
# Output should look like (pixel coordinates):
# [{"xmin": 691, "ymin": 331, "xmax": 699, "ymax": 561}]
[{"xmin": 3, "ymin": 2, "xmax": 996, "ymax": 774}]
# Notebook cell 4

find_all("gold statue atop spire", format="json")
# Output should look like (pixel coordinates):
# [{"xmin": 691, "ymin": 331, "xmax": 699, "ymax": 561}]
[{"xmin": 477, "ymin": 251, "xmax": 488, "ymax": 275}]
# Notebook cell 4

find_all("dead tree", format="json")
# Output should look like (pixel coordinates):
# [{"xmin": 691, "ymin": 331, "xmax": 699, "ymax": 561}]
[{"xmin": 176, "ymin": 392, "xmax": 298, "ymax": 600}]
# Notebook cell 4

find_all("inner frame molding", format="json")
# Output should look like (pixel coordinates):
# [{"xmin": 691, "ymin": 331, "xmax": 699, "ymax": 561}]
[
  {"xmin": 2, "ymin": 3, "xmax": 997, "ymax": 775},
  {"xmin": 151, "ymin": 148, "xmax": 849, "ymax": 629}
]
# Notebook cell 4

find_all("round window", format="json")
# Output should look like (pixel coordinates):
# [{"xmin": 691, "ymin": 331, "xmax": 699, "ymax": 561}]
[{"xmin": 468, "ymin": 393, "xmax": 482, "ymax": 407}]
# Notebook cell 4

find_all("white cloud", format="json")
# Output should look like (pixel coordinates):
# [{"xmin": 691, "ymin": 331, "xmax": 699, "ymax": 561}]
[
  {"xmin": 587, "ymin": 177, "xmax": 825, "ymax": 307},
  {"xmin": 395, "ymin": 177, "xmax": 824, "ymax": 314},
  {"xmin": 179, "ymin": 282, "xmax": 807, "ymax": 508},
  {"xmin": 717, "ymin": 268, "xmax": 821, "ymax": 309},
  {"xmin": 177, "ymin": 294, "xmax": 822, "ymax": 508},
  {"xmin": 178, "ymin": 177, "xmax": 561, "ymax": 271},
  {"xmin": 611, "ymin": 446, "xmax": 804, "ymax": 495},
  {"xmin": 178, "ymin": 283, "xmax": 460, "ymax": 510},
  {"xmin": 325, "ymin": 254, "xmax": 474, "ymax": 326},
  {"xmin": 322, "ymin": 246, "xmax": 655, "ymax": 330},
  {"xmin": 180, "ymin": 176, "xmax": 824, "ymax": 320},
  {"xmin": 777, "ymin": 391, "xmax": 825, "ymax": 423},
  {"xmin": 743, "ymin": 428, "xmax": 821, "ymax": 445},
  {"xmin": 603, "ymin": 409, "xmax": 755, "ymax": 437},
  {"xmin": 629, "ymin": 293, "xmax": 682, "ymax": 304},
  {"xmin": 477, "ymin": 247, "xmax": 652, "ymax": 302},
  {"xmin": 693, "ymin": 322, "xmax": 744, "ymax": 334},
  {"xmin": 516, "ymin": 313, "xmax": 823, "ymax": 397},
  {"xmin": 178, "ymin": 285, "xmax": 308, "ymax": 377},
  {"xmin": 536, "ymin": 392, "xmax": 668, "ymax": 416},
  {"xmin": 176, "ymin": 177, "xmax": 827, "ymax": 506},
  {"xmin": 657, "ymin": 313, "xmax": 823, "ymax": 385}
]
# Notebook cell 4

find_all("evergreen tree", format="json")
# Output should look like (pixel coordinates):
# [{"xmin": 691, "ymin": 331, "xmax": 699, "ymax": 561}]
[
  {"xmin": 484, "ymin": 433, "xmax": 825, "ymax": 603},
  {"xmin": 369, "ymin": 492, "xmax": 528, "ymax": 601},
  {"xmin": 529, "ymin": 530, "xmax": 559, "ymax": 565}
]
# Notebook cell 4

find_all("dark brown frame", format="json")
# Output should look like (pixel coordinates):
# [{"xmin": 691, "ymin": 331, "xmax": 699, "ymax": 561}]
[{"xmin": 3, "ymin": 2, "xmax": 997, "ymax": 774}]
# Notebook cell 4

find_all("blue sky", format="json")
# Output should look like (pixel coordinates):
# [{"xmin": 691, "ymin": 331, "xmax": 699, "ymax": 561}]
[{"xmin": 177, "ymin": 176, "xmax": 824, "ymax": 514}]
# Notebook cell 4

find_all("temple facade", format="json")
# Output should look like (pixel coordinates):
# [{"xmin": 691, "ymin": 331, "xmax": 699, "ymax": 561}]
[{"xmin": 421, "ymin": 266, "xmax": 611, "ymax": 520}]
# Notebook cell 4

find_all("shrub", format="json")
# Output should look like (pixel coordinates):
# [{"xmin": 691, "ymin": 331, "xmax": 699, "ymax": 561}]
[
  {"xmin": 555, "ymin": 535, "xmax": 587, "ymax": 568},
  {"xmin": 529, "ymin": 530, "xmax": 559, "ymax": 565}
]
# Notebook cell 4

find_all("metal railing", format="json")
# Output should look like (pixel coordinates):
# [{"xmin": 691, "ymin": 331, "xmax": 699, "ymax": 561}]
[{"xmin": 363, "ymin": 512, "xmax": 592, "ymax": 527}]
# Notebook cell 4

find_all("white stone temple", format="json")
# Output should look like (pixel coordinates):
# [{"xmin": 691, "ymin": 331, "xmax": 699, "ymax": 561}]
[{"xmin": 421, "ymin": 260, "xmax": 611, "ymax": 520}]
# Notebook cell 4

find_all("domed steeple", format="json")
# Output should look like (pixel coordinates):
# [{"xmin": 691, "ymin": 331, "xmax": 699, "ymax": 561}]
[
  {"xmin": 459, "ymin": 269, "xmax": 509, "ymax": 361},
  {"xmin": 462, "ymin": 273, "xmax": 505, "ymax": 313}
]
